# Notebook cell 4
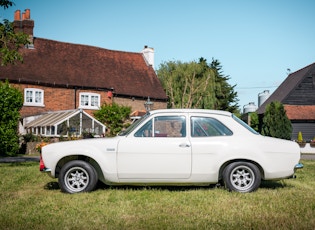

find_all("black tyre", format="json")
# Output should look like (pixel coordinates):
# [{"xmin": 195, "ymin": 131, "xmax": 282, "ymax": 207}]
[
  {"xmin": 59, "ymin": 160, "xmax": 98, "ymax": 194},
  {"xmin": 223, "ymin": 162, "xmax": 261, "ymax": 193}
]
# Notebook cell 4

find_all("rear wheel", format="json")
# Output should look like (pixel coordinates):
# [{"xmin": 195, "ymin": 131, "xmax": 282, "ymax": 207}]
[
  {"xmin": 59, "ymin": 160, "xmax": 98, "ymax": 194},
  {"xmin": 223, "ymin": 162, "xmax": 261, "ymax": 193}
]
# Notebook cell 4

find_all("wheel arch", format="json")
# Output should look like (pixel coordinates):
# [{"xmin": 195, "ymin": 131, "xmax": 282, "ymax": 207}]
[
  {"xmin": 55, "ymin": 155, "xmax": 105, "ymax": 182},
  {"xmin": 218, "ymin": 159, "xmax": 265, "ymax": 181}
]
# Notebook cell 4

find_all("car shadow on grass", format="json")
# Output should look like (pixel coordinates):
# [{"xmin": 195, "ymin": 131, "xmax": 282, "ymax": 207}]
[
  {"xmin": 97, "ymin": 179, "xmax": 293, "ymax": 191},
  {"xmin": 43, "ymin": 181, "xmax": 220, "ymax": 192},
  {"xmin": 44, "ymin": 181, "xmax": 60, "ymax": 190},
  {"xmin": 97, "ymin": 182, "xmax": 224, "ymax": 192},
  {"xmin": 260, "ymin": 180, "xmax": 293, "ymax": 190},
  {"xmin": 43, "ymin": 180, "xmax": 292, "ymax": 192}
]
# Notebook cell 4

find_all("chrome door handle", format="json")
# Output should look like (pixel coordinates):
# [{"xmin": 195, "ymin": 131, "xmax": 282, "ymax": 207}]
[{"xmin": 179, "ymin": 143, "xmax": 190, "ymax": 148}]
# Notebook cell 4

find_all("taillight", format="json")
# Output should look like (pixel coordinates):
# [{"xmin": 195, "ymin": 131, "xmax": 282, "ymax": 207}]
[{"xmin": 39, "ymin": 154, "xmax": 45, "ymax": 171}]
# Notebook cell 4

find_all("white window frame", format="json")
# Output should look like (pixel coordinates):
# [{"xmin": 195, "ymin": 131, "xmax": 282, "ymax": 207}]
[
  {"xmin": 24, "ymin": 88, "xmax": 44, "ymax": 107},
  {"xmin": 79, "ymin": 93, "xmax": 100, "ymax": 109}
]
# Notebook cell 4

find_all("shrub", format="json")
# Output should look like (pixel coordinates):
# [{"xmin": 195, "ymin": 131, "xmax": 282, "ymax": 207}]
[
  {"xmin": 261, "ymin": 101, "xmax": 292, "ymax": 140},
  {"xmin": 94, "ymin": 102, "xmax": 131, "ymax": 137},
  {"xmin": 297, "ymin": 131, "xmax": 304, "ymax": 143},
  {"xmin": 0, "ymin": 80, "xmax": 23, "ymax": 156}
]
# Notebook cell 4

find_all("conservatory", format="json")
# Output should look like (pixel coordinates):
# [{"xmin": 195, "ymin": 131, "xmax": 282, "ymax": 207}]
[{"xmin": 24, "ymin": 109, "xmax": 106, "ymax": 137}]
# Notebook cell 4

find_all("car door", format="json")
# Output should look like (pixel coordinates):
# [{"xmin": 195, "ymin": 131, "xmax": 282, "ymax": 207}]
[
  {"xmin": 117, "ymin": 114, "xmax": 192, "ymax": 180},
  {"xmin": 188, "ymin": 115, "xmax": 234, "ymax": 179}
]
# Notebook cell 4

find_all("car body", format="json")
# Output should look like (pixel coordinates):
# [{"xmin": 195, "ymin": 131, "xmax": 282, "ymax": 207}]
[{"xmin": 40, "ymin": 109, "xmax": 303, "ymax": 193}]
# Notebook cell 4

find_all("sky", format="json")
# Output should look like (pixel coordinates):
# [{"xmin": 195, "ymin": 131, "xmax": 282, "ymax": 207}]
[{"xmin": 1, "ymin": 0, "xmax": 315, "ymax": 111}]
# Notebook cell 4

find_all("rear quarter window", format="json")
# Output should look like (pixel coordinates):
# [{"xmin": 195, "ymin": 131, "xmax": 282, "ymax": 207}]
[{"xmin": 191, "ymin": 116, "xmax": 233, "ymax": 137}]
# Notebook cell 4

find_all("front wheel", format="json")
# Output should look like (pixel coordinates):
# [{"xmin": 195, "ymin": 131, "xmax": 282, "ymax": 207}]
[
  {"xmin": 223, "ymin": 162, "xmax": 261, "ymax": 193},
  {"xmin": 59, "ymin": 160, "xmax": 98, "ymax": 194}
]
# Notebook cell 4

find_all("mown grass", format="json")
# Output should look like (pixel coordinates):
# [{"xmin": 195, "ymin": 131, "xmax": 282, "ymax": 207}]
[{"xmin": 0, "ymin": 160, "xmax": 314, "ymax": 229}]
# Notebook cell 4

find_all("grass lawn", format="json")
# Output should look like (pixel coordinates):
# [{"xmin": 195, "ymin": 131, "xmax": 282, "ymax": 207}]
[{"xmin": 0, "ymin": 160, "xmax": 314, "ymax": 229}]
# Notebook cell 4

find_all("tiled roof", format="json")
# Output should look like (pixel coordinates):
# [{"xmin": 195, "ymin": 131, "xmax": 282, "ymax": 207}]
[
  {"xmin": 0, "ymin": 38, "xmax": 167, "ymax": 100},
  {"xmin": 284, "ymin": 105, "xmax": 315, "ymax": 120},
  {"xmin": 257, "ymin": 62, "xmax": 315, "ymax": 114}
]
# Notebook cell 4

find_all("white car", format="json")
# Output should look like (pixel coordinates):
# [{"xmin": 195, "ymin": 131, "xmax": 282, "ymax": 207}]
[{"xmin": 40, "ymin": 109, "xmax": 303, "ymax": 193}]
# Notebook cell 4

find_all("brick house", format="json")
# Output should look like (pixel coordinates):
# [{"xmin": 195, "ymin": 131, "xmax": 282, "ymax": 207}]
[
  {"xmin": 0, "ymin": 9, "xmax": 167, "ymax": 137},
  {"xmin": 256, "ymin": 62, "xmax": 315, "ymax": 141}
]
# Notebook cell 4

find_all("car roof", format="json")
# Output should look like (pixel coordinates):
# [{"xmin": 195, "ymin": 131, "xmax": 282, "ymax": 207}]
[{"xmin": 149, "ymin": 109, "xmax": 232, "ymax": 117}]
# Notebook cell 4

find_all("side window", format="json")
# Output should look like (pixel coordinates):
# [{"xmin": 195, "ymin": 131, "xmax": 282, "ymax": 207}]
[
  {"xmin": 24, "ymin": 88, "xmax": 44, "ymax": 106},
  {"xmin": 79, "ymin": 93, "xmax": 100, "ymax": 109},
  {"xmin": 134, "ymin": 116, "xmax": 186, "ymax": 138},
  {"xmin": 154, "ymin": 116, "xmax": 186, "ymax": 137},
  {"xmin": 191, "ymin": 116, "xmax": 232, "ymax": 137}
]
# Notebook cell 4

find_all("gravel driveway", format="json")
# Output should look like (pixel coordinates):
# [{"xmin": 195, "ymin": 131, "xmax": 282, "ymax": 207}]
[{"xmin": 0, "ymin": 156, "xmax": 39, "ymax": 163}]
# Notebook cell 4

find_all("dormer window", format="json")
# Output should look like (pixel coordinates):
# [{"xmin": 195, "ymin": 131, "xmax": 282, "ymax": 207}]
[
  {"xmin": 79, "ymin": 93, "xmax": 100, "ymax": 109},
  {"xmin": 24, "ymin": 88, "xmax": 44, "ymax": 107}
]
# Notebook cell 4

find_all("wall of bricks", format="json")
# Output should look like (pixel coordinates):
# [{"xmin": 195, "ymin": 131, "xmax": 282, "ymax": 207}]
[
  {"xmin": 12, "ymin": 83, "xmax": 167, "ymax": 118},
  {"xmin": 14, "ymin": 84, "xmax": 112, "ymax": 117}
]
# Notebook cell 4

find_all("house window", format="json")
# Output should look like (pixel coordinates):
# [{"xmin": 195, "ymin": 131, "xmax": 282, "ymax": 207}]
[
  {"xmin": 24, "ymin": 88, "xmax": 44, "ymax": 106},
  {"xmin": 79, "ymin": 93, "xmax": 100, "ymax": 109}
]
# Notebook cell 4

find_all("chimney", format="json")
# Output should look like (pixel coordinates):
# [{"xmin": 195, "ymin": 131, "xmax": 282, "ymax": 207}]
[
  {"xmin": 13, "ymin": 10, "xmax": 22, "ymax": 33},
  {"xmin": 141, "ymin": 45, "xmax": 155, "ymax": 69},
  {"xmin": 25, "ymin": 9, "xmax": 30, "ymax": 19},
  {"xmin": 13, "ymin": 9, "xmax": 34, "ymax": 47},
  {"xmin": 14, "ymin": 10, "xmax": 21, "ymax": 20}
]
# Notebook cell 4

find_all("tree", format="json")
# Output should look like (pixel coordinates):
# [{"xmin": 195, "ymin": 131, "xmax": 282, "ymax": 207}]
[
  {"xmin": 248, "ymin": 112, "xmax": 259, "ymax": 132},
  {"xmin": 0, "ymin": 1, "xmax": 27, "ymax": 155},
  {"xmin": 0, "ymin": 0, "xmax": 13, "ymax": 9},
  {"xmin": 0, "ymin": 0, "xmax": 30, "ymax": 66},
  {"xmin": 261, "ymin": 101, "xmax": 292, "ymax": 140},
  {"xmin": 0, "ymin": 80, "xmax": 23, "ymax": 155},
  {"xmin": 157, "ymin": 58, "xmax": 239, "ymax": 112},
  {"xmin": 94, "ymin": 103, "xmax": 131, "ymax": 137},
  {"xmin": 209, "ymin": 58, "xmax": 239, "ymax": 113},
  {"xmin": 157, "ymin": 60, "xmax": 216, "ymax": 109}
]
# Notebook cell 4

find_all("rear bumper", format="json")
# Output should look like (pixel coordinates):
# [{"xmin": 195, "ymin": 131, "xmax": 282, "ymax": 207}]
[
  {"xmin": 289, "ymin": 163, "xmax": 304, "ymax": 179},
  {"xmin": 294, "ymin": 163, "xmax": 304, "ymax": 171}
]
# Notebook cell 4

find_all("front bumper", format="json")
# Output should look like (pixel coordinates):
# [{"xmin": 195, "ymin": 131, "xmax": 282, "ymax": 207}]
[{"xmin": 40, "ymin": 168, "xmax": 51, "ymax": 172}]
